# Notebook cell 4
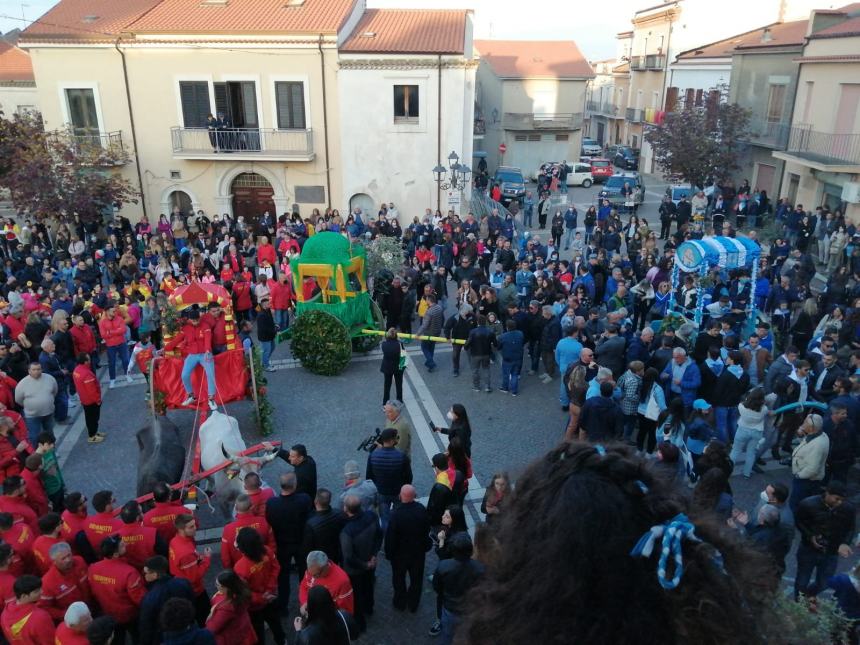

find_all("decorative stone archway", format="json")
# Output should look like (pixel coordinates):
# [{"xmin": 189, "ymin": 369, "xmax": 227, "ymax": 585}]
[
  {"xmin": 158, "ymin": 184, "xmax": 201, "ymax": 218},
  {"xmin": 214, "ymin": 163, "xmax": 289, "ymax": 217}
]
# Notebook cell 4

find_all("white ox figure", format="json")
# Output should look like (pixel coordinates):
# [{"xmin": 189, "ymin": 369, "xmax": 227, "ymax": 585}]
[{"xmin": 198, "ymin": 411, "xmax": 277, "ymax": 517}]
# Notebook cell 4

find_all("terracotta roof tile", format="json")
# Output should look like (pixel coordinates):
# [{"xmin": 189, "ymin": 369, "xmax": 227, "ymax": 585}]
[
  {"xmin": 341, "ymin": 9, "xmax": 467, "ymax": 54},
  {"xmin": 676, "ymin": 20, "xmax": 806, "ymax": 59},
  {"xmin": 474, "ymin": 40, "xmax": 593, "ymax": 79},
  {"xmin": 20, "ymin": 0, "xmax": 163, "ymax": 41},
  {"xmin": 127, "ymin": 0, "xmax": 355, "ymax": 34},
  {"xmin": 0, "ymin": 42, "xmax": 34, "ymax": 81},
  {"xmin": 810, "ymin": 16, "xmax": 860, "ymax": 38}
]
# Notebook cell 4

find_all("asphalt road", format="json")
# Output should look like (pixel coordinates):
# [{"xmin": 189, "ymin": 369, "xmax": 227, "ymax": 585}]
[{"xmin": 53, "ymin": 173, "xmax": 859, "ymax": 643}]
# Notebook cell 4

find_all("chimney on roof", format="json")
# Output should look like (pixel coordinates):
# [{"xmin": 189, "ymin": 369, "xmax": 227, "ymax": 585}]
[{"xmin": 761, "ymin": 27, "xmax": 773, "ymax": 43}]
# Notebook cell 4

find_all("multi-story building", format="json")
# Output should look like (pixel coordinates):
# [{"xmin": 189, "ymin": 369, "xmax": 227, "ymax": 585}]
[
  {"xmin": 584, "ymin": 57, "xmax": 629, "ymax": 147},
  {"xmin": 473, "ymin": 39, "xmax": 593, "ymax": 175},
  {"xmin": 19, "ymin": 0, "xmax": 476, "ymax": 225},
  {"xmin": 0, "ymin": 40, "xmax": 38, "ymax": 116},
  {"xmin": 773, "ymin": 5, "xmax": 860, "ymax": 222},
  {"xmin": 338, "ymin": 9, "xmax": 475, "ymax": 216}
]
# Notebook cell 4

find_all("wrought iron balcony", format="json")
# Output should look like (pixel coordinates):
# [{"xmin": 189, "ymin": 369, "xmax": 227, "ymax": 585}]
[
  {"xmin": 586, "ymin": 100, "xmax": 620, "ymax": 117},
  {"xmin": 631, "ymin": 55, "xmax": 665, "ymax": 71},
  {"xmin": 739, "ymin": 117, "xmax": 791, "ymax": 149},
  {"xmin": 170, "ymin": 127, "xmax": 314, "ymax": 160},
  {"xmin": 626, "ymin": 107, "xmax": 643, "ymax": 123},
  {"xmin": 782, "ymin": 126, "xmax": 860, "ymax": 167},
  {"xmin": 502, "ymin": 112, "xmax": 583, "ymax": 130}
]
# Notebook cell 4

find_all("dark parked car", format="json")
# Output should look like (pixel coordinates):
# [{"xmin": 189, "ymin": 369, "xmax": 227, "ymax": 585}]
[
  {"xmin": 493, "ymin": 166, "xmax": 526, "ymax": 206},
  {"xmin": 614, "ymin": 146, "xmax": 639, "ymax": 170}
]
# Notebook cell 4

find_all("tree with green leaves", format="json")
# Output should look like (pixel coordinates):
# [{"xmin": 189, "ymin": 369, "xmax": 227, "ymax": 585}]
[
  {"xmin": 0, "ymin": 109, "xmax": 137, "ymax": 221},
  {"xmin": 644, "ymin": 87, "xmax": 751, "ymax": 189}
]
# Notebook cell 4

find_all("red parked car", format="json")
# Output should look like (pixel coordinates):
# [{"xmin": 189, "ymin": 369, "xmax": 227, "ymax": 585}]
[{"xmin": 588, "ymin": 158, "xmax": 613, "ymax": 183}]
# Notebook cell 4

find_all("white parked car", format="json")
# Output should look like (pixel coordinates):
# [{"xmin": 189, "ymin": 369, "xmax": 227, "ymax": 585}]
[
  {"xmin": 581, "ymin": 137, "xmax": 602, "ymax": 156},
  {"xmin": 532, "ymin": 161, "xmax": 594, "ymax": 187}
]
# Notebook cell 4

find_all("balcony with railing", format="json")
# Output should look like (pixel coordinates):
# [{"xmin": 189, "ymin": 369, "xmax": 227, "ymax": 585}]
[
  {"xmin": 503, "ymin": 112, "xmax": 583, "ymax": 130},
  {"xmin": 586, "ymin": 100, "xmax": 620, "ymax": 117},
  {"xmin": 626, "ymin": 107, "xmax": 643, "ymax": 123},
  {"xmin": 170, "ymin": 127, "xmax": 314, "ymax": 160},
  {"xmin": 739, "ymin": 117, "xmax": 791, "ymax": 149},
  {"xmin": 774, "ymin": 126, "xmax": 860, "ymax": 169},
  {"xmin": 474, "ymin": 118, "xmax": 486, "ymax": 137},
  {"xmin": 630, "ymin": 54, "xmax": 666, "ymax": 71},
  {"xmin": 49, "ymin": 129, "xmax": 129, "ymax": 166}
]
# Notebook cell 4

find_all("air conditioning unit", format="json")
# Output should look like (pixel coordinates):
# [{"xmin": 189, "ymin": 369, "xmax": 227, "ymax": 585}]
[{"xmin": 841, "ymin": 182, "xmax": 860, "ymax": 203}]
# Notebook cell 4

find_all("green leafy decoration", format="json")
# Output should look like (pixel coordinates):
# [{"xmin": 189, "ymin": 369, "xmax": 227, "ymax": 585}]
[
  {"xmin": 290, "ymin": 310, "xmax": 352, "ymax": 376},
  {"xmin": 249, "ymin": 346, "xmax": 274, "ymax": 436},
  {"xmin": 769, "ymin": 593, "xmax": 851, "ymax": 645}
]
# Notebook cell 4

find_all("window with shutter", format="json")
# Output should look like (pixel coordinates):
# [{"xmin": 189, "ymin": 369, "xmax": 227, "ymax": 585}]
[
  {"xmin": 214, "ymin": 83, "xmax": 230, "ymax": 122},
  {"xmin": 275, "ymin": 81, "xmax": 306, "ymax": 129},
  {"xmin": 179, "ymin": 81, "xmax": 211, "ymax": 128},
  {"xmin": 393, "ymin": 85, "xmax": 419, "ymax": 122}
]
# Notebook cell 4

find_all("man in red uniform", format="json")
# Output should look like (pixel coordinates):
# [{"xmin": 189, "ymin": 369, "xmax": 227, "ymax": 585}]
[
  {"xmin": 82, "ymin": 490, "xmax": 121, "ymax": 555},
  {"xmin": 59, "ymin": 493, "xmax": 90, "ymax": 560},
  {"xmin": 38, "ymin": 543, "xmax": 90, "ymax": 624},
  {"xmin": 267, "ymin": 272, "xmax": 293, "ymax": 332},
  {"xmin": 20, "ymin": 455, "xmax": 47, "ymax": 518},
  {"xmin": 1, "ymin": 575, "xmax": 55, "ymax": 645},
  {"xmin": 118, "ymin": 501, "xmax": 167, "ymax": 572},
  {"xmin": 89, "ymin": 536, "xmax": 146, "ymax": 642},
  {"xmin": 0, "ymin": 543, "xmax": 17, "ymax": 607},
  {"xmin": 168, "ymin": 514, "xmax": 211, "ymax": 625},
  {"xmin": 298, "ymin": 551, "xmax": 354, "ymax": 615},
  {"xmin": 32, "ymin": 513, "xmax": 61, "ymax": 576},
  {"xmin": 69, "ymin": 316, "xmax": 97, "ymax": 370},
  {"xmin": 0, "ymin": 476, "xmax": 37, "ymax": 532},
  {"xmin": 54, "ymin": 602, "xmax": 91, "ymax": 645},
  {"xmin": 243, "ymin": 473, "xmax": 274, "ymax": 517},
  {"xmin": 0, "ymin": 512, "xmax": 34, "ymax": 576},
  {"xmin": 143, "ymin": 483, "xmax": 189, "ymax": 543},
  {"xmin": 220, "ymin": 494, "xmax": 275, "ymax": 569},
  {"xmin": 256, "ymin": 236, "xmax": 277, "ymax": 270},
  {"xmin": 0, "ymin": 371, "xmax": 18, "ymax": 411},
  {"xmin": 164, "ymin": 310, "xmax": 217, "ymax": 411},
  {"xmin": 201, "ymin": 303, "xmax": 229, "ymax": 355},
  {"xmin": 97, "ymin": 305, "xmax": 132, "ymax": 389},
  {"xmin": 0, "ymin": 416, "xmax": 28, "ymax": 482},
  {"xmin": 71, "ymin": 354, "xmax": 103, "ymax": 444},
  {"xmin": 0, "ymin": 404, "xmax": 29, "ymax": 446},
  {"xmin": 233, "ymin": 527, "xmax": 282, "ymax": 645}
]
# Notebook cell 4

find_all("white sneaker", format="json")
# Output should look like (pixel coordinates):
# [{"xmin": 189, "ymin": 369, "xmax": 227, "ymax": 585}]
[
  {"xmin": 181, "ymin": 396, "xmax": 196, "ymax": 406},
  {"xmin": 109, "ymin": 380, "xmax": 116, "ymax": 389},
  {"xmin": 265, "ymin": 366, "xmax": 276, "ymax": 372},
  {"xmin": 126, "ymin": 374, "xmax": 134, "ymax": 383},
  {"xmin": 207, "ymin": 399, "xmax": 217, "ymax": 411}
]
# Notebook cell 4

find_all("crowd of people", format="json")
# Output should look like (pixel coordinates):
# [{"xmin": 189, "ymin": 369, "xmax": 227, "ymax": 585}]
[{"xmin": 0, "ymin": 174, "xmax": 857, "ymax": 642}]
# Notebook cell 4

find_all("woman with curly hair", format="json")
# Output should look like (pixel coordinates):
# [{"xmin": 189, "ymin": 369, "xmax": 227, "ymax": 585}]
[{"xmin": 457, "ymin": 442, "xmax": 781, "ymax": 645}]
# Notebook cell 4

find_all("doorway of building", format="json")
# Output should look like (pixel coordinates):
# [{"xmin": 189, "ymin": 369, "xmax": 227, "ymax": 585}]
[
  {"xmin": 231, "ymin": 173, "xmax": 275, "ymax": 234},
  {"xmin": 168, "ymin": 190, "xmax": 193, "ymax": 217},
  {"xmin": 754, "ymin": 163, "xmax": 776, "ymax": 197},
  {"xmin": 596, "ymin": 122, "xmax": 605, "ymax": 145},
  {"xmin": 349, "ymin": 193, "xmax": 375, "ymax": 218}
]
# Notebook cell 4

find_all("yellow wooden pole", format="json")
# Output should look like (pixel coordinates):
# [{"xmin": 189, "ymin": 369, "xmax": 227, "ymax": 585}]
[{"xmin": 360, "ymin": 329, "xmax": 467, "ymax": 345}]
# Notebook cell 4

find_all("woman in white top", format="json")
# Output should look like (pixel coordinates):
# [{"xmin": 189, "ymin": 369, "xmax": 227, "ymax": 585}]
[{"xmin": 730, "ymin": 387, "xmax": 770, "ymax": 478}]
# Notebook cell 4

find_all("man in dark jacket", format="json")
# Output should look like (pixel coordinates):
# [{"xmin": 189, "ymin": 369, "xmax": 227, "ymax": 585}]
[
  {"xmin": 365, "ymin": 428, "xmax": 412, "ymax": 530},
  {"xmin": 595, "ymin": 324, "xmax": 627, "ymax": 379},
  {"xmin": 823, "ymin": 402, "xmax": 855, "ymax": 484},
  {"xmin": 579, "ymin": 381, "xmax": 623, "ymax": 441},
  {"xmin": 383, "ymin": 277, "xmax": 405, "ymax": 331},
  {"xmin": 710, "ymin": 351, "xmax": 750, "ymax": 444},
  {"xmin": 465, "ymin": 316, "xmax": 498, "ymax": 393},
  {"xmin": 340, "ymin": 495, "xmax": 383, "ymax": 633},
  {"xmin": 384, "ymin": 485, "xmax": 431, "ymax": 613},
  {"xmin": 693, "ymin": 322, "xmax": 722, "ymax": 363},
  {"xmin": 139, "ymin": 556, "xmax": 194, "ymax": 645},
  {"xmin": 794, "ymin": 482, "xmax": 855, "ymax": 599},
  {"xmin": 626, "ymin": 328, "xmax": 653, "ymax": 365},
  {"xmin": 302, "ymin": 488, "xmax": 345, "ymax": 565},
  {"xmin": 275, "ymin": 443, "xmax": 317, "ymax": 498},
  {"xmin": 676, "ymin": 195, "xmax": 692, "ymax": 232},
  {"xmin": 498, "ymin": 319, "xmax": 525, "ymax": 395},
  {"xmin": 266, "ymin": 472, "xmax": 313, "ymax": 611},
  {"xmin": 443, "ymin": 305, "xmax": 475, "ymax": 377},
  {"xmin": 539, "ymin": 306, "xmax": 561, "ymax": 382},
  {"xmin": 432, "ymin": 533, "xmax": 485, "ymax": 643},
  {"xmin": 256, "ymin": 297, "xmax": 277, "ymax": 371},
  {"xmin": 427, "ymin": 454, "xmax": 458, "ymax": 527}
]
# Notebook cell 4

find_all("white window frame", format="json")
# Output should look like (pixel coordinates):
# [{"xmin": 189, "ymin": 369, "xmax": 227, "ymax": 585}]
[
  {"xmin": 386, "ymin": 74, "xmax": 428, "ymax": 133},
  {"xmin": 174, "ymin": 75, "xmax": 215, "ymax": 128},
  {"xmin": 217, "ymin": 74, "xmax": 265, "ymax": 129},
  {"xmin": 58, "ymin": 82, "xmax": 105, "ymax": 133},
  {"xmin": 270, "ymin": 74, "xmax": 311, "ymax": 131}
]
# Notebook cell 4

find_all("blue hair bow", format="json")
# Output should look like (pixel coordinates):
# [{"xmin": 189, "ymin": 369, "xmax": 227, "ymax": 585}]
[{"xmin": 630, "ymin": 513, "xmax": 701, "ymax": 590}]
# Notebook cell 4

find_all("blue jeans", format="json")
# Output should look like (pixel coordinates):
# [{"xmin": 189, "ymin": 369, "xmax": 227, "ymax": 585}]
[
  {"xmin": 559, "ymin": 372, "xmax": 570, "ymax": 406},
  {"xmin": 524, "ymin": 210, "xmax": 533, "ymax": 228},
  {"xmin": 501, "ymin": 359, "xmax": 521, "ymax": 394},
  {"xmin": 25, "ymin": 415, "xmax": 54, "ymax": 445},
  {"xmin": 622, "ymin": 414, "xmax": 638, "ymax": 441},
  {"xmin": 714, "ymin": 406, "xmax": 739, "ymax": 443},
  {"xmin": 795, "ymin": 542, "xmax": 838, "ymax": 599},
  {"xmin": 563, "ymin": 227, "xmax": 576, "ymax": 249},
  {"xmin": 378, "ymin": 493, "xmax": 399, "ymax": 532},
  {"xmin": 54, "ymin": 380, "xmax": 69, "ymax": 423},
  {"xmin": 421, "ymin": 340, "xmax": 436, "ymax": 370},
  {"xmin": 729, "ymin": 426, "xmax": 763, "ymax": 477},
  {"xmin": 106, "ymin": 343, "xmax": 130, "ymax": 380},
  {"xmin": 440, "ymin": 607, "xmax": 460, "ymax": 645},
  {"xmin": 274, "ymin": 309, "xmax": 290, "ymax": 330},
  {"xmin": 181, "ymin": 353, "xmax": 216, "ymax": 398},
  {"xmin": 260, "ymin": 340, "xmax": 275, "ymax": 368}
]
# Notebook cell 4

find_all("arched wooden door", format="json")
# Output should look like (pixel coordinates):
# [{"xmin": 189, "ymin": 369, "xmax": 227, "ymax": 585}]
[{"xmin": 231, "ymin": 172, "xmax": 275, "ymax": 234}]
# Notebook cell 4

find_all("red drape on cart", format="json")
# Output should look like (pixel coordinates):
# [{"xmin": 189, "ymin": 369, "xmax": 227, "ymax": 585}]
[{"xmin": 153, "ymin": 349, "xmax": 249, "ymax": 408}]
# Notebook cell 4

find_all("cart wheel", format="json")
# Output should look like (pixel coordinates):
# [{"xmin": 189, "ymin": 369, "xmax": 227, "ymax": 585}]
[{"xmin": 290, "ymin": 310, "xmax": 352, "ymax": 375}]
